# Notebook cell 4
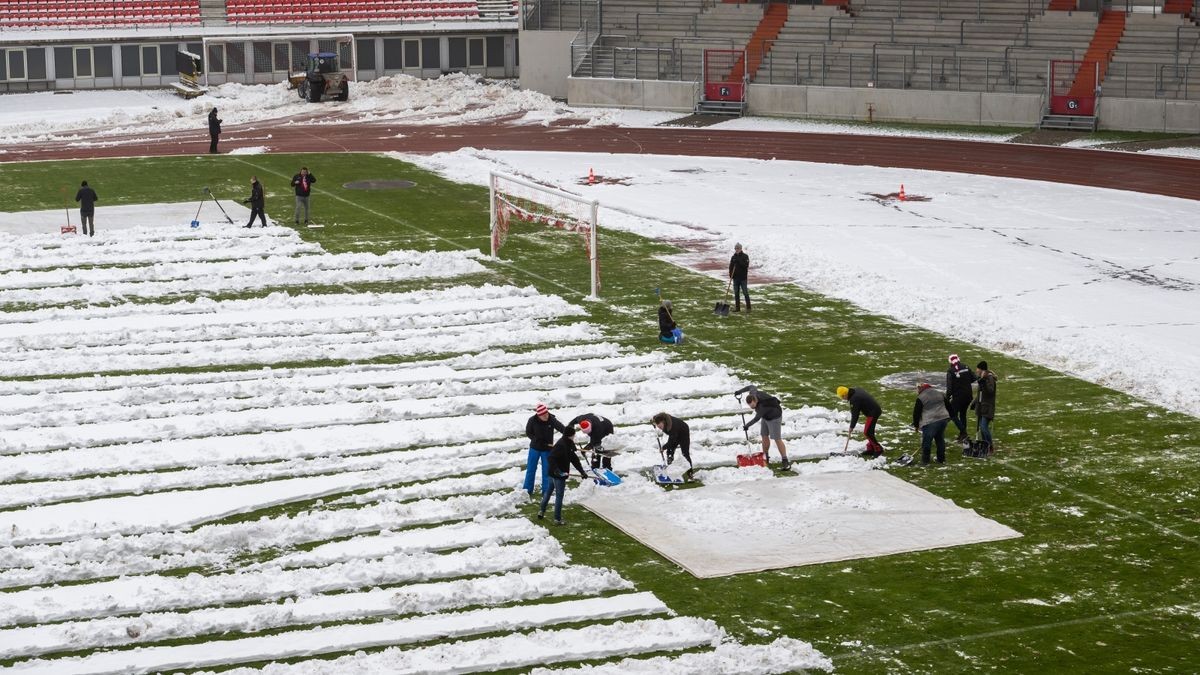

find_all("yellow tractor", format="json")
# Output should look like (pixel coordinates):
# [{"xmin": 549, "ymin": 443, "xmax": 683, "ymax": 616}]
[{"xmin": 288, "ymin": 52, "xmax": 350, "ymax": 103}]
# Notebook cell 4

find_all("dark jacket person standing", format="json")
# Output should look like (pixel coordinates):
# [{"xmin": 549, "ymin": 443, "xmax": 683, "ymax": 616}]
[
  {"xmin": 538, "ymin": 425, "xmax": 589, "ymax": 525},
  {"xmin": 74, "ymin": 181, "xmax": 98, "ymax": 237},
  {"xmin": 208, "ymin": 108, "xmax": 222, "ymax": 154},
  {"xmin": 945, "ymin": 353, "xmax": 977, "ymax": 442},
  {"xmin": 973, "ymin": 361, "xmax": 997, "ymax": 453},
  {"xmin": 243, "ymin": 176, "xmax": 266, "ymax": 228},
  {"xmin": 729, "ymin": 243, "xmax": 751, "ymax": 312}
]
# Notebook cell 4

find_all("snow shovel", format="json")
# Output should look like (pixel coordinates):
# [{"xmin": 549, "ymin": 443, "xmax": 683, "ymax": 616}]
[
  {"xmin": 60, "ymin": 186, "xmax": 77, "ymax": 234},
  {"xmin": 735, "ymin": 407, "xmax": 765, "ymax": 467},
  {"xmin": 205, "ymin": 187, "xmax": 236, "ymax": 225},
  {"xmin": 713, "ymin": 278, "xmax": 731, "ymax": 316},
  {"xmin": 190, "ymin": 191, "xmax": 206, "ymax": 228}
]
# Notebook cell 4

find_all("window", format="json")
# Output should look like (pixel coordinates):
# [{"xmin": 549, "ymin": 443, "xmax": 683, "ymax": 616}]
[
  {"xmin": 121, "ymin": 45, "xmax": 139, "ymax": 76},
  {"xmin": 383, "ymin": 39, "xmax": 402, "ymax": 70},
  {"xmin": 291, "ymin": 41, "xmax": 307, "ymax": 72},
  {"xmin": 404, "ymin": 40, "xmax": 419, "ymax": 69},
  {"xmin": 422, "ymin": 38, "xmax": 440, "ymax": 70},
  {"xmin": 74, "ymin": 47, "xmax": 94, "ymax": 79},
  {"xmin": 7, "ymin": 49, "xmax": 27, "ymax": 81},
  {"xmin": 226, "ymin": 42, "xmax": 245, "ymax": 74},
  {"xmin": 95, "ymin": 46, "xmax": 113, "ymax": 78},
  {"xmin": 448, "ymin": 38, "xmax": 466, "ymax": 70},
  {"xmin": 27, "ymin": 48, "xmax": 46, "ymax": 80},
  {"xmin": 357, "ymin": 39, "xmax": 376, "ymax": 70},
  {"xmin": 0, "ymin": 51, "xmax": 7, "ymax": 81},
  {"xmin": 55, "ymin": 47, "xmax": 74, "ymax": 79},
  {"xmin": 208, "ymin": 44, "xmax": 226, "ymax": 74},
  {"xmin": 486, "ymin": 37, "xmax": 504, "ymax": 68},
  {"xmin": 468, "ymin": 38, "xmax": 484, "ymax": 68},
  {"xmin": 252, "ymin": 42, "xmax": 272, "ymax": 73},
  {"xmin": 141, "ymin": 45, "xmax": 159, "ymax": 75},
  {"xmin": 273, "ymin": 42, "xmax": 289, "ymax": 72}
]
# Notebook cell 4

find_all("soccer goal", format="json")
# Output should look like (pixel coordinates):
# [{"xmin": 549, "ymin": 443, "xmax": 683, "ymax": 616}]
[{"xmin": 489, "ymin": 171, "xmax": 600, "ymax": 299}]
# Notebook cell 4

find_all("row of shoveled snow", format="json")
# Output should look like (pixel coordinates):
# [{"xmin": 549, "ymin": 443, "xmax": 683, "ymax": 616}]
[
  {"xmin": 0, "ymin": 251, "xmax": 486, "ymax": 306},
  {"xmin": 0, "ymin": 226, "xmax": 315, "ymax": 272}
]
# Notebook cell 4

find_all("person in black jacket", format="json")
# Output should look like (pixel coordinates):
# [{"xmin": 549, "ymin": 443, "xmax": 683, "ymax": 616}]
[
  {"xmin": 538, "ymin": 425, "xmax": 589, "ymax": 525},
  {"xmin": 242, "ymin": 176, "xmax": 266, "ymax": 228},
  {"xmin": 838, "ymin": 386, "xmax": 885, "ymax": 458},
  {"xmin": 291, "ymin": 167, "xmax": 316, "ymax": 225},
  {"xmin": 658, "ymin": 300, "xmax": 680, "ymax": 343},
  {"xmin": 729, "ymin": 243, "xmax": 751, "ymax": 312},
  {"xmin": 945, "ymin": 353, "xmax": 977, "ymax": 443},
  {"xmin": 524, "ymin": 403, "xmax": 566, "ymax": 498},
  {"xmin": 652, "ymin": 412, "xmax": 692, "ymax": 471},
  {"xmin": 568, "ymin": 412, "xmax": 615, "ymax": 470},
  {"xmin": 207, "ymin": 108, "xmax": 221, "ymax": 154},
  {"xmin": 74, "ymin": 180, "xmax": 98, "ymax": 237},
  {"xmin": 735, "ymin": 385, "xmax": 790, "ymax": 469}
]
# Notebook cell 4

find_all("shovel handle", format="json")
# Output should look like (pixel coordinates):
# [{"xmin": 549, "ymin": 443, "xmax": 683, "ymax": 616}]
[{"xmin": 842, "ymin": 431, "xmax": 852, "ymax": 454}]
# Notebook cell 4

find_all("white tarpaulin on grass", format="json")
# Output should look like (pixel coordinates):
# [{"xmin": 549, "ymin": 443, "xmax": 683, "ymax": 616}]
[{"xmin": 580, "ymin": 471, "xmax": 1022, "ymax": 578}]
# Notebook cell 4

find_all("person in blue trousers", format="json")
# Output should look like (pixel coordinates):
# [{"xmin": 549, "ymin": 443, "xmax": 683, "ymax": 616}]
[
  {"xmin": 972, "ymin": 361, "xmax": 997, "ymax": 453},
  {"xmin": 524, "ymin": 403, "xmax": 565, "ymax": 498},
  {"xmin": 911, "ymin": 383, "xmax": 951, "ymax": 466},
  {"xmin": 539, "ymin": 425, "xmax": 589, "ymax": 525}
]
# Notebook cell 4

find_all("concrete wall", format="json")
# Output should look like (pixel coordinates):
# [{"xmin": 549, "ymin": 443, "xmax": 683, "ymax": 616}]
[
  {"xmin": 518, "ymin": 29, "xmax": 575, "ymax": 99},
  {"xmin": 1099, "ymin": 97, "xmax": 1200, "ymax": 133},
  {"xmin": 566, "ymin": 77, "xmax": 695, "ymax": 111},
  {"xmin": 748, "ymin": 85, "xmax": 1044, "ymax": 127},
  {"xmin": 566, "ymin": 79, "xmax": 1045, "ymax": 126}
]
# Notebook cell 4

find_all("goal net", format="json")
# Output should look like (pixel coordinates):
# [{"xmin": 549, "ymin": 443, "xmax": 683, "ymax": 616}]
[{"xmin": 489, "ymin": 171, "xmax": 600, "ymax": 299}]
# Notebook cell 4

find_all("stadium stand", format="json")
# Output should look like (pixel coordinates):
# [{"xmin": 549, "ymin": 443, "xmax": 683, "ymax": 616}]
[
  {"xmin": 224, "ymin": 0, "xmax": 482, "ymax": 25},
  {"xmin": 0, "ymin": 0, "xmax": 200, "ymax": 28}
]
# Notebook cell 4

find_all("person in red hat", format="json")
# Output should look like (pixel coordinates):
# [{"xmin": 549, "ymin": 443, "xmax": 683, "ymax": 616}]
[
  {"xmin": 567, "ymin": 412, "xmax": 616, "ymax": 470},
  {"xmin": 524, "ymin": 403, "xmax": 565, "ymax": 498}
]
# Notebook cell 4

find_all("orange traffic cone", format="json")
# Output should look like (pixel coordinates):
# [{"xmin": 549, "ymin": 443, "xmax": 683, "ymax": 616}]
[
  {"xmin": 898, "ymin": 184, "xmax": 907, "ymax": 201},
  {"xmin": 588, "ymin": 168, "xmax": 595, "ymax": 185}
]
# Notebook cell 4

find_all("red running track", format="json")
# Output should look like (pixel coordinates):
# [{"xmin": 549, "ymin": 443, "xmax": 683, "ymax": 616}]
[{"xmin": 3, "ymin": 118, "xmax": 1197, "ymax": 201}]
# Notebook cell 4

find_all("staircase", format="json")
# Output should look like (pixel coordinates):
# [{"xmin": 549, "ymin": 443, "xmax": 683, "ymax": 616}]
[
  {"xmin": 1040, "ymin": 10, "xmax": 1124, "ymax": 130},
  {"xmin": 199, "ymin": 0, "xmax": 227, "ymax": 26},
  {"xmin": 1068, "ymin": 9, "xmax": 1125, "ymax": 100},
  {"xmin": 1163, "ymin": 0, "xmax": 1192, "ymax": 15},
  {"xmin": 733, "ymin": 3, "xmax": 788, "ymax": 83}
]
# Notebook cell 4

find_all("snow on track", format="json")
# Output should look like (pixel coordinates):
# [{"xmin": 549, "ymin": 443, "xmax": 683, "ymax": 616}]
[{"xmin": 0, "ymin": 214, "xmax": 830, "ymax": 672}]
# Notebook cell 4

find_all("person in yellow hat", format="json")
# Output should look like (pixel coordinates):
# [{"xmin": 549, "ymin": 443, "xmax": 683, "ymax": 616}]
[{"xmin": 837, "ymin": 386, "xmax": 884, "ymax": 457}]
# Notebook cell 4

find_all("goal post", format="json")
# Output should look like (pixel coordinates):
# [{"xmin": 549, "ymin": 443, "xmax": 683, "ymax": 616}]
[{"xmin": 489, "ymin": 171, "xmax": 600, "ymax": 299}]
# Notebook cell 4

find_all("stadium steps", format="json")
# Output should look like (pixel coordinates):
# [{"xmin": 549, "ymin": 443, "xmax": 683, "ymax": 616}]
[
  {"xmin": 1067, "ymin": 9, "xmax": 1125, "ymax": 99},
  {"xmin": 1039, "ymin": 113, "xmax": 1097, "ymax": 130},
  {"xmin": 737, "ymin": 2, "xmax": 788, "ymax": 81},
  {"xmin": 200, "ymin": 0, "xmax": 227, "ymax": 25}
]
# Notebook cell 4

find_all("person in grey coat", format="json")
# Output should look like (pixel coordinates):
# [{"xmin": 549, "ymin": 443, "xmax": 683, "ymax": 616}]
[
  {"xmin": 911, "ymin": 383, "xmax": 951, "ymax": 465},
  {"xmin": 972, "ymin": 361, "xmax": 997, "ymax": 453}
]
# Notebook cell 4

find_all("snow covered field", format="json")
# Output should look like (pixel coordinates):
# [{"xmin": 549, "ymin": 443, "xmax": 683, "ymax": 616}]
[
  {"xmin": 0, "ymin": 217, "xmax": 836, "ymax": 672},
  {"xmin": 1, "ymin": 77, "xmax": 1195, "ymax": 412}
]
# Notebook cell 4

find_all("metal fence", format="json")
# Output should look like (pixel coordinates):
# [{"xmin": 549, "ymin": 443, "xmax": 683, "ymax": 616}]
[
  {"xmin": 522, "ymin": 0, "xmax": 599, "ymax": 31},
  {"xmin": 568, "ymin": 42, "xmax": 1200, "ymax": 101}
]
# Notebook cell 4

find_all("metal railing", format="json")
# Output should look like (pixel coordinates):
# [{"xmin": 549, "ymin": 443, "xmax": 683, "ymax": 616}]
[
  {"xmin": 1104, "ymin": 61, "xmax": 1197, "ymax": 100},
  {"xmin": 522, "ymin": 0, "xmax": 600, "ymax": 31},
  {"xmin": 635, "ymin": 12, "xmax": 698, "ymax": 37},
  {"xmin": 889, "ymin": 0, "xmax": 1041, "ymax": 20}
]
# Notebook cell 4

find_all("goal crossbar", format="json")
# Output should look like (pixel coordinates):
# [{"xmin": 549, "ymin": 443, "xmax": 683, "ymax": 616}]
[{"xmin": 489, "ymin": 171, "xmax": 600, "ymax": 299}]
